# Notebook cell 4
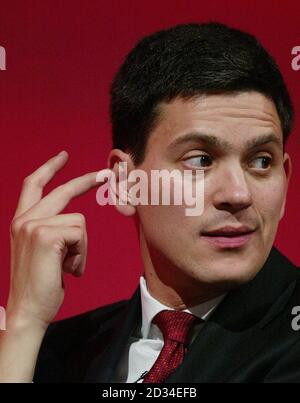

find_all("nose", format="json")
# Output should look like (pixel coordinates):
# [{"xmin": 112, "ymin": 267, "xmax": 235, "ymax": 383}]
[{"xmin": 212, "ymin": 162, "xmax": 253, "ymax": 213}]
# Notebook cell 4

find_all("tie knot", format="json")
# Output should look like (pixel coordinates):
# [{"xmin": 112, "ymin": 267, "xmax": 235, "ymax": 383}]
[{"xmin": 152, "ymin": 310, "xmax": 200, "ymax": 345}]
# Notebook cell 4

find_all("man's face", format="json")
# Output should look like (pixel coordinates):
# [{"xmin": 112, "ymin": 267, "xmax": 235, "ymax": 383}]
[{"xmin": 134, "ymin": 91, "xmax": 291, "ymax": 293}]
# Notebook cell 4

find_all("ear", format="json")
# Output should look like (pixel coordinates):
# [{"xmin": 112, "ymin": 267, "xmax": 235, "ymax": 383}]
[
  {"xmin": 279, "ymin": 152, "xmax": 292, "ymax": 220},
  {"xmin": 107, "ymin": 149, "xmax": 136, "ymax": 216}
]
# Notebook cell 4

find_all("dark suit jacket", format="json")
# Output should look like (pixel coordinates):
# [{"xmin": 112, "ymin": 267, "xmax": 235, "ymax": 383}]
[{"xmin": 34, "ymin": 247, "xmax": 300, "ymax": 383}]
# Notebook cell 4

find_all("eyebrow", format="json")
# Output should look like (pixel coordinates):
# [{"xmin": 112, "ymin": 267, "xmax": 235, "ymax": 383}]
[{"xmin": 167, "ymin": 131, "xmax": 282, "ymax": 152}]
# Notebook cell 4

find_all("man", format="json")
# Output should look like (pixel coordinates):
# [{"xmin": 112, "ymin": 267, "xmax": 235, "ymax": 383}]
[{"xmin": 0, "ymin": 21, "xmax": 299, "ymax": 383}]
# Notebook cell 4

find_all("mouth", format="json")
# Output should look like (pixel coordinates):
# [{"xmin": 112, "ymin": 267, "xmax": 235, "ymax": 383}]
[{"xmin": 201, "ymin": 226, "xmax": 256, "ymax": 249}]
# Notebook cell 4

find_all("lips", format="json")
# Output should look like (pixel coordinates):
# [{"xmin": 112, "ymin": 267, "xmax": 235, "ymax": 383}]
[
  {"xmin": 201, "ymin": 226, "xmax": 255, "ymax": 248},
  {"xmin": 202, "ymin": 225, "xmax": 255, "ymax": 237}
]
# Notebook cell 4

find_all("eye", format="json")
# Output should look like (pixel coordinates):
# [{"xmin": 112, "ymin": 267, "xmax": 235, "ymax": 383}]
[
  {"xmin": 183, "ymin": 155, "xmax": 212, "ymax": 168},
  {"xmin": 250, "ymin": 156, "xmax": 272, "ymax": 170}
]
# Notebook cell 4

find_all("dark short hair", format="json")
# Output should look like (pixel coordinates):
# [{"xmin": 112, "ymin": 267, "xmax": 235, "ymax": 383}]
[{"xmin": 110, "ymin": 22, "xmax": 294, "ymax": 165}]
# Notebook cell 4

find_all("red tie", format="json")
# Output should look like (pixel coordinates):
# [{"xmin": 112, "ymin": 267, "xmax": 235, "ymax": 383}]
[{"xmin": 142, "ymin": 310, "xmax": 200, "ymax": 383}]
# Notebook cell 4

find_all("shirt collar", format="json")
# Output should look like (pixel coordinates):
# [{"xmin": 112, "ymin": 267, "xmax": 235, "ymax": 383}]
[{"xmin": 140, "ymin": 276, "xmax": 226, "ymax": 339}]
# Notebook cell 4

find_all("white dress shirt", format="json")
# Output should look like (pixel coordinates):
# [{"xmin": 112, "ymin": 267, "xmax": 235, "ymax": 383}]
[{"xmin": 113, "ymin": 276, "xmax": 226, "ymax": 383}]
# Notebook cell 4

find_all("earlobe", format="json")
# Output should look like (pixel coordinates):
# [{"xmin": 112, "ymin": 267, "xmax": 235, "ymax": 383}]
[{"xmin": 279, "ymin": 199, "xmax": 286, "ymax": 221}]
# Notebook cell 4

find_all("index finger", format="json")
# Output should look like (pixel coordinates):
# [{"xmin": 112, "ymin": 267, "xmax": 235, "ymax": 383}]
[
  {"xmin": 19, "ymin": 169, "xmax": 112, "ymax": 221},
  {"xmin": 15, "ymin": 151, "xmax": 69, "ymax": 217}
]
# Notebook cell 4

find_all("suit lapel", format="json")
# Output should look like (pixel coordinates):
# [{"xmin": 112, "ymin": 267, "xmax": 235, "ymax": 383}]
[{"xmin": 84, "ymin": 287, "xmax": 142, "ymax": 382}]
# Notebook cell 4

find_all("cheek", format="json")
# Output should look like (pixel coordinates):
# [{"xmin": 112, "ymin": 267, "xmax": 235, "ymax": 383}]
[
  {"xmin": 137, "ymin": 200, "xmax": 202, "ymax": 256},
  {"xmin": 136, "ymin": 167, "xmax": 202, "ymax": 235},
  {"xmin": 253, "ymin": 179, "xmax": 286, "ymax": 221},
  {"xmin": 138, "ymin": 204, "xmax": 190, "ymax": 234}
]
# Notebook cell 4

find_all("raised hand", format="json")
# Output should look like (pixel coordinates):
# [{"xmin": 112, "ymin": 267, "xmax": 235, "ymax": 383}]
[{"xmin": 0, "ymin": 151, "xmax": 107, "ymax": 382}]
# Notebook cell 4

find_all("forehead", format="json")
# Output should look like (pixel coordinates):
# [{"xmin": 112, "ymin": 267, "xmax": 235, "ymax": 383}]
[{"xmin": 149, "ymin": 91, "xmax": 283, "ymax": 151}]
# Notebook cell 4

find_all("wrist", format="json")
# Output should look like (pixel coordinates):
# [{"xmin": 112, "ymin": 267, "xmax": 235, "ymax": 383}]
[
  {"xmin": 0, "ymin": 310, "xmax": 47, "ymax": 383},
  {"xmin": 5, "ymin": 309, "xmax": 49, "ymax": 336}
]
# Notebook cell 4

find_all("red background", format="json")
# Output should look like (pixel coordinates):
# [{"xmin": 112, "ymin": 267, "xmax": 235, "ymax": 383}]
[{"xmin": 0, "ymin": 0, "xmax": 299, "ymax": 320}]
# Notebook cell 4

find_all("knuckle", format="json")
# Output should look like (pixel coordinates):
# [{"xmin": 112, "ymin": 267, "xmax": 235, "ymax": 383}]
[
  {"xmin": 22, "ymin": 175, "xmax": 32, "ymax": 186},
  {"xmin": 44, "ymin": 165, "xmax": 55, "ymax": 178},
  {"xmin": 23, "ymin": 173, "xmax": 38, "ymax": 186},
  {"xmin": 23, "ymin": 174, "xmax": 42, "ymax": 188},
  {"xmin": 73, "ymin": 226, "xmax": 84, "ymax": 239},
  {"xmin": 32, "ymin": 225, "xmax": 51, "ymax": 243},
  {"xmin": 20, "ymin": 220, "xmax": 35, "ymax": 236},
  {"xmin": 64, "ymin": 186, "xmax": 74, "ymax": 199},
  {"xmin": 10, "ymin": 218, "xmax": 23, "ymax": 237},
  {"xmin": 75, "ymin": 228, "xmax": 86, "ymax": 245},
  {"xmin": 56, "ymin": 184, "xmax": 72, "ymax": 199},
  {"xmin": 75, "ymin": 213, "xmax": 86, "ymax": 226}
]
